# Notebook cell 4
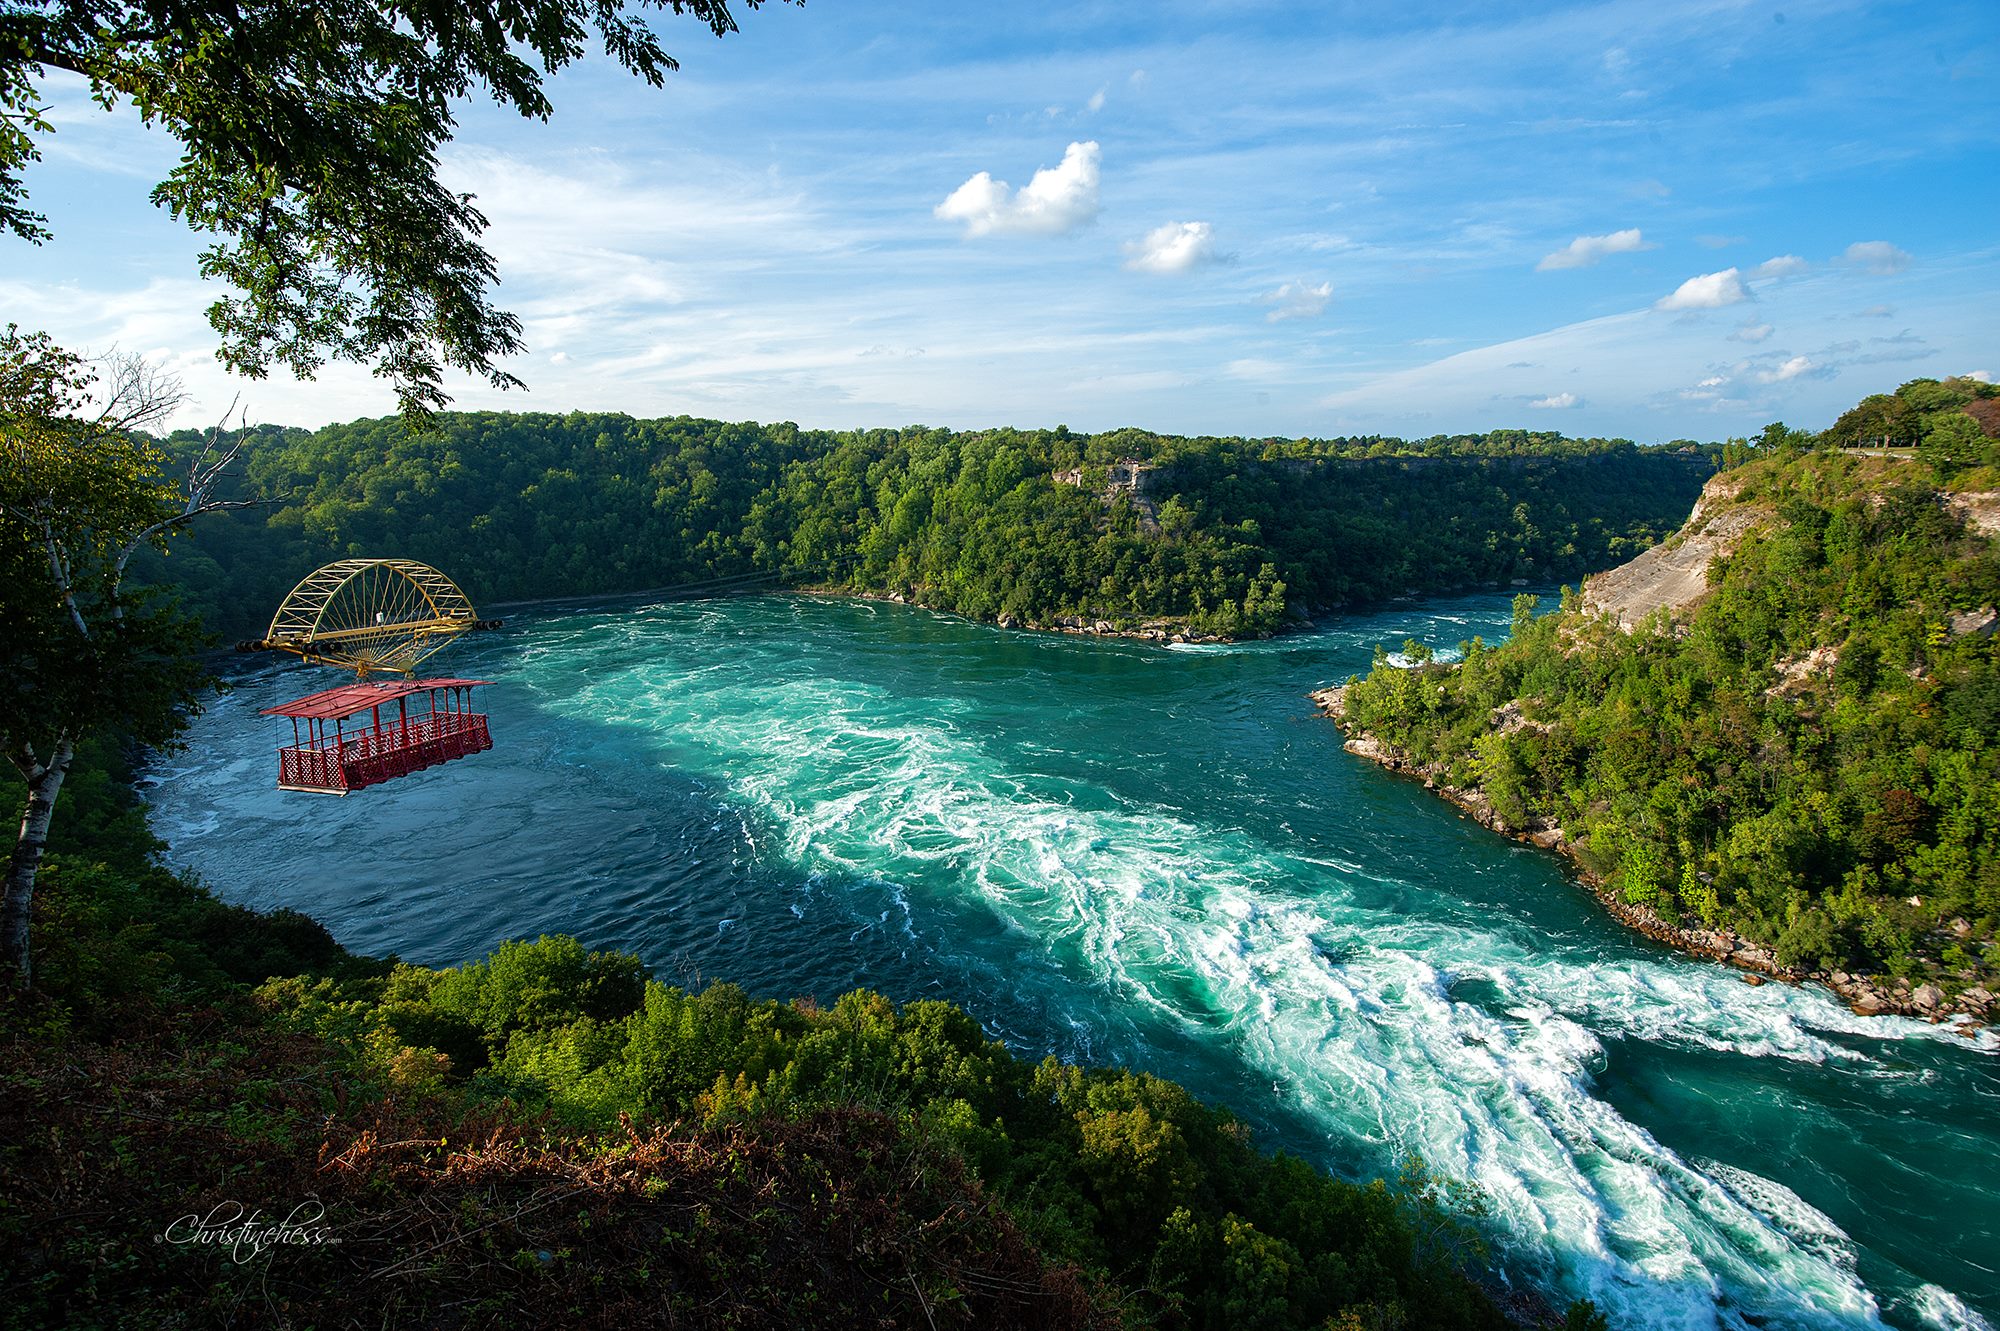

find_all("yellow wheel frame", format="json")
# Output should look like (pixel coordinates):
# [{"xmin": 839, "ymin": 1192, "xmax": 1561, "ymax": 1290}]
[{"xmin": 264, "ymin": 559, "xmax": 479, "ymax": 676}]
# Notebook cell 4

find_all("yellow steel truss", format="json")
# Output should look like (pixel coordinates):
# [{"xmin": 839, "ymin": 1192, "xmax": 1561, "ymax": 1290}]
[{"xmin": 263, "ymin": 559, "xmax": 478, "ymax": 676}]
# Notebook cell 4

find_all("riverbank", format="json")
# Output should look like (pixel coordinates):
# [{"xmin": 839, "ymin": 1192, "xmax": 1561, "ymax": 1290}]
[
  {"xmin": 797, "ymin": 585, "xmax": 1244, "ymax": 643},
  {"xmin": 801, "ymin": 581, "xmax": 1558, "ymax": 645},
  {"xmin": 1312, "ymin": 684, "xmax": 1994, "ymax": 1030}
]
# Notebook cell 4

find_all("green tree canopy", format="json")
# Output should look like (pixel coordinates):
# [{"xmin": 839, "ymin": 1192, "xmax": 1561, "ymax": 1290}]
[
  {"xmin": 1, "ymin": 0, "xmax": 788, "ymax": 417},
  {"xmin": 1, "ymin": 327, "xmax": 228, "ymax": 985}
]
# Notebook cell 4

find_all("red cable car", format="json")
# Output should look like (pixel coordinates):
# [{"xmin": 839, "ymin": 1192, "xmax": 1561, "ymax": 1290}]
[
  {"xmin": 262, "ymin": 678, "xmax": 493, "ymax": 794},
  {"xmin": 245, "ymin": 559, "xmax": 501, "ymax": 794}
]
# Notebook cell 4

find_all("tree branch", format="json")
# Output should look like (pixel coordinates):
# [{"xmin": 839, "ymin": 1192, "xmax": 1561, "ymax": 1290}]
[
  {"xmin": 37, "ymin": 512, "xmax": 91, "ymax": 640},
  {"xmin": 3, "ymin": 737, "xmax": 46, "ymax": 787}
]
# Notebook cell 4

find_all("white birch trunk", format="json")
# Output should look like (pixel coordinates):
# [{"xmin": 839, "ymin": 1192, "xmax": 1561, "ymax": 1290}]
[{"xmin": 3, "ymin": 737, "xmax": 74, "ymax": 989}]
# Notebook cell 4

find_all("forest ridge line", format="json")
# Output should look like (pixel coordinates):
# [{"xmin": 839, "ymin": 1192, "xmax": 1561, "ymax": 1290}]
[{"xmin": 141, "ymin": 412, "xmax": 1712, "ymax": 644}]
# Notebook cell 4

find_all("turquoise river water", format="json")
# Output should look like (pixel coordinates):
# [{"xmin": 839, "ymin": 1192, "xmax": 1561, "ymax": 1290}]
[{"xmin": 144, "ymin": 592, "xmax": 1998, "ymax": 1330}]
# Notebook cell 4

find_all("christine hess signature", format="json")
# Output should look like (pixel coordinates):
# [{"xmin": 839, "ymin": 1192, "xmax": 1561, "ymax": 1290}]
[{"xmin": 157, "ymin": 1201, "xmax": 338, "ymax": 1263}]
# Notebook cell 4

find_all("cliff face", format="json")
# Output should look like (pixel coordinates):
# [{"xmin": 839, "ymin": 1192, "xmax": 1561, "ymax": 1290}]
[
  {"xmin": 1052, "ymin": 458, "xmax": 1164, "ymax": 532},
  {"xmin": 1579, "ymin": 473, "xmax": 1766, "ymax": 629}
]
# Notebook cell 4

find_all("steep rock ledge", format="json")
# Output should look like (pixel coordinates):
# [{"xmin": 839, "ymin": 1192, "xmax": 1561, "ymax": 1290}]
[{"xmin": 1579, "ymin": 473, "xmax": 1766, "ymax": 630}]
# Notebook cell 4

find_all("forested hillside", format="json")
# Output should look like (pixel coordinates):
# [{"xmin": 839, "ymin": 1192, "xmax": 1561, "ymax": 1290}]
[
  {"xmin": 1336, "ymin": 378, "xmax": 2000, "ymax": 1004},
  {"xmin": 138, "ymin": 414, "xmax": 1708, "ymax": 640}
]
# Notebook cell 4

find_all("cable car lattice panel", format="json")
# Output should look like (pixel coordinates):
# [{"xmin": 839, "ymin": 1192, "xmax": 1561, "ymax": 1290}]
[
  {"xmin": 262, "ymin": 679, "xmax": 493, "ymax": 795},
  {"xmin": 262, "ymin": 558, "xmax": 479, "ymax": 675}
]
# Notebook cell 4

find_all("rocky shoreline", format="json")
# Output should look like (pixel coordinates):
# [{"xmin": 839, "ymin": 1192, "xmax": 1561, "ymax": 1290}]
[
  {"xmin": 1310, "ymin": 684, "xmax": 1993, "ymax": 1031},
  {"xmin": 800, "ymin": 586, "xmax": 1244, "ymax": 644}
]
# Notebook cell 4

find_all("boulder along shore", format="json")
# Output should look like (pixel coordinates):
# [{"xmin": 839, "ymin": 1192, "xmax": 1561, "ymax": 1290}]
[{"xmin": 1311, "ymin": 684, "xmax": 1992, "ymax": 1031}]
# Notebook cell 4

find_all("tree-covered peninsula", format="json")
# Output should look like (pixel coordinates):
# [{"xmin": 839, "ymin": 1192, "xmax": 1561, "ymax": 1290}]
[
  {"xmin": 1330, "ymin": 378, "xmax": 2000, "ymax": 1013},
  {"xmin": 141, "ymin": 413, "xmax": 1708, "ymax": 642}
]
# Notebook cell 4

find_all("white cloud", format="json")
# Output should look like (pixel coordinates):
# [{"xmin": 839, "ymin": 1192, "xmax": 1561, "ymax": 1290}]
[
  {"xmin": 1757, "ymin": 355, "xmax": 1814, "ymax": 383},
  {"xmin": 1224, "ymin": 357, "xmax": 1290, "ymax": 382},
  {"xmin": 934, "ymin": 141, "xmax": 1101, "ymax": 238},
  {"xmin": 1657, "ymin": 268, "xmax": 1748, "ymax": 311},
  {"xmin": 1124, "ymin": 221, "xmax": 1222, "ymax": 274},
  {"xmin": 1729, "ymin": 321, "xmax": 1773, "ymax": 344},
  {"xmin": 1963, "ymin": 370, "xmax": 1992, "ymax": 384},
  {"xmin": 1262, "ymin": 280, "xmax": 1333, "ymax": 322},
  {"xmin": 1754, "ymin": 255, "xmax": 1807, "ymax": 279},
  {"xmin": 1087, "ymin": 87, "xmax": 1106, "ymax": 113},
  {"xmin": 1843, "ymin": 240, "xmax": 1912, "ymax": 274},
  {"xmin": 1529, "ymin": 392, "xmax": 1580, "ymax": 408},
  {"xmin": 1536, "ymin": 227, "xmax": 1648, "ymax": 270}
]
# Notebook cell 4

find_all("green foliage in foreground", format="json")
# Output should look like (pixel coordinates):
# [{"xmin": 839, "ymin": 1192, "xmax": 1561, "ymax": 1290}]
[
  {"xmin": 11, "ymin": 746, "xmax": 1511, "ymax": 1330},
  {"xmin": 138, "ymin": 411, "xmax": 1705, "ymax": 641},
  {"xmin": 257, "ymin": 937, "xmax": 1503, "ymax": 1329},
  {"xmin": 1342, "ymin": 390, "xmax": 2000, "ymax": 990}
]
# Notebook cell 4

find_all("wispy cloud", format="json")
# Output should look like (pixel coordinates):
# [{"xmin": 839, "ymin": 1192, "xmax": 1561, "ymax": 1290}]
[
  {"xmin": 1756, "ymin": 355, "xmax": 1817, "ymax": 383},
  {"xmin": 1536, "ymin": 228, "xmax": 1649, "ymax": 271},
  {"xmin": 1529, "ymin": 391, "xmax": 1580, "ymax": 408},
  {"xmin": 1729, "ymin": 321, "xmax": 1774, "ymax": 344},
  {"xmin": 935, "ymin": 141, "xmax": 1101, "ymax": 238},
  {"xmin": 1657, "ymin": 268, "xmax": 1749, "ymax": 310},
  {"xmin": 1124, "ymin": 221, "xmax": 1223, "ymax": 274},
  {"xmin": 1753, "ymin": 256, "xmax": 1807, "ymax": 280},
  {"xmin": 1842, "ymin": 240, "xmax": 1912, "ymax": 275},
  {"xmin": 1262, "ymin": 279, "xmax": 1334, "ymax": 321}
]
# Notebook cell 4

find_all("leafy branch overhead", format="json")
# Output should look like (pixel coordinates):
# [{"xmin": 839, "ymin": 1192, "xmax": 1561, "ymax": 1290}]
[{"xmin": 0, "ymin": 1, "xmax": 789, "ymax": 419}]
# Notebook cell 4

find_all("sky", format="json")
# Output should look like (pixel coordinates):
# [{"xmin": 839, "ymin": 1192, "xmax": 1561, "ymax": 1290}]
[{"xmin": 4, "ymin": 0, "xmax": 1996, "ymax": 441}]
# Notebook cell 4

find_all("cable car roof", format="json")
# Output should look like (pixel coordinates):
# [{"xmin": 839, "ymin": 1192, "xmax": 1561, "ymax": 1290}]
[{"xmin": 261, "ymin": 678, "xmax": 493, "ymax": 720}]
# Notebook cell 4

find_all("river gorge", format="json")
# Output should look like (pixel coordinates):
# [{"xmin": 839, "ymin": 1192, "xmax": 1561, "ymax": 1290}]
[{"xmin": 144, "ymin": 592, "xmax": 1999, "ymax": 1331}]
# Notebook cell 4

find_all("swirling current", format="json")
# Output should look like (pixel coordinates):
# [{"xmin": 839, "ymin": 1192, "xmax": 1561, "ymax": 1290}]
[{"xmin": 143, "ymin": 592, "xmax": 1999, "ymax": 1329}]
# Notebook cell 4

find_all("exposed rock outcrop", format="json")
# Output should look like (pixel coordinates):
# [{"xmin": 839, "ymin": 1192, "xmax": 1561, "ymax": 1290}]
[
  {"xmin": 1945, "ymin": 490, "xmax": 2000, "ymax": 538},
  {"xmin": 1053, "ymin": 459, "xmax": 1165, "ymax": 532},
  {"xmin": 1766, "ymin": 644, "xmax": 1841, "ymax": 697},
  {"xmin": 1580, "ymin": 474, "xmax": 1768, "ymax": 630}
]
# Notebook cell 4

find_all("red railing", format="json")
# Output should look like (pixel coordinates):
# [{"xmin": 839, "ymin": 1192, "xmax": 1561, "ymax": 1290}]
[{"xmin": 277, "ymin": 712, "xmax": 491, "ymax": 792}]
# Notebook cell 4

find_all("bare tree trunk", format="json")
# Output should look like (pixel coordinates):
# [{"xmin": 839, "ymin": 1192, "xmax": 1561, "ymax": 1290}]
[{"xmin": 3, "ymin": 736, "xmax": 73, "ymax": 990}]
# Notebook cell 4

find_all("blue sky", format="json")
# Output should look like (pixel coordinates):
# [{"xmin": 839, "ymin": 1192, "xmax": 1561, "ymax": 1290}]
[{"xmin": 4, "ymin": 0, "xmax": 1995, "ymax": 440}]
